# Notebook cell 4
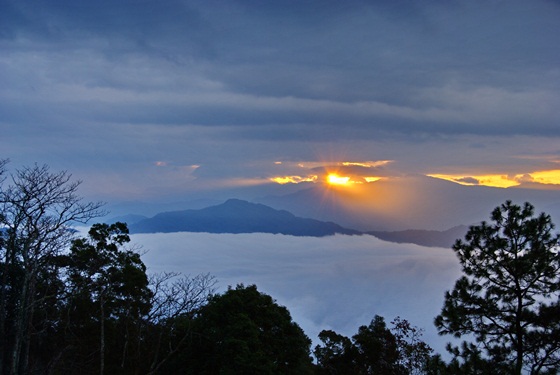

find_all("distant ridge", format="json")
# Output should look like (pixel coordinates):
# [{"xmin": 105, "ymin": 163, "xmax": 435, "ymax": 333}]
[
  {"xmin": 129, "ymin": 199, "xmax": 360, "ymax": 237},
  {"xmin": 368, "ymin": 225, "xmax": 469, "ymax": 248},
  {"xmin": 105, "ymin": 214, "xmax": 148, "ymax": 226}
]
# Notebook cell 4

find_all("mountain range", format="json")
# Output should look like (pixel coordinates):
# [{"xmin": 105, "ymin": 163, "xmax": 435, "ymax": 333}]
[
  {"xmin": 107, "ymin": 175, "xmax": 560, "ymax": 248},
  {"xmin": 119, "ymin": 198, "xmax": 463, "ymax": 247}
]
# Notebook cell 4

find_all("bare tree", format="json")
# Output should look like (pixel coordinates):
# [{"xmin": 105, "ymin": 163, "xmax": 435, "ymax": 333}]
[
  {"xmin": 146, "ymin": 272, "xmax": 216, "ymax": 374},
  {"xmin": 0, "ymin": 163, "xmax": 105, "ymax": 375}
]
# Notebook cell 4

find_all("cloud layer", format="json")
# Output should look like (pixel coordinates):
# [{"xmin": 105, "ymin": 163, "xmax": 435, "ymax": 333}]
[{"xmin": 136, "ymin": 232, "xmax": 462, "ymax": 356}]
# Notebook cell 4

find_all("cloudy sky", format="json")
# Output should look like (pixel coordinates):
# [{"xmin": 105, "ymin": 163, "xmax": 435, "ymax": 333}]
[
  {"xmin": 2, "ymin": 0, "xmax": 560, "ymax": 205},
  {"xmin": 4, "ymin": 1, "xmax": 559, "ymax": 359}
]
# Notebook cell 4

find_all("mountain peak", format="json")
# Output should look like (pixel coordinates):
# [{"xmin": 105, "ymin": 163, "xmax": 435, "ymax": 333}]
[{"xmin": 130, "ymin": 199, "xmax": 357, "ymax": 237}]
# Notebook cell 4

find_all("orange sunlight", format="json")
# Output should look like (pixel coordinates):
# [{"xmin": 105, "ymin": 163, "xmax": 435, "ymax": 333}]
[
  {"xmin": 270, "ymin": 160, "xmax": 389, "ymax": 186},
  {"xmin": 270, "ymin": 175, "xmax": 318, "ymax": 184},
  {"xmin": 428, "ymin": 169, "xmax": 560, "ymax": 188},
  {"xmin": 327, "ymin": 174, "xmax": 351, "ymax": 185},
  {"xmin": 428, "ymin": 174, "xmax": 520, "ymax": 188},
  {"xmin": 529, "ymin": 170, "xmax": 560, "ymax": 185}
]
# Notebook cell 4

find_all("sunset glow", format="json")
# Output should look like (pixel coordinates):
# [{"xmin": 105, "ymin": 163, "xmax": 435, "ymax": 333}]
[
  {"xmin": 428, "ymin": 169, "xmax": 560, "ymax": 188},
  {"xmin": 341, "ymin": 161, "xmax": 393, "ymax": 168},
  {"xmin": 530, "ymin": 170, "xmax": 560, "ymax": 185},
  {"xmin": 271, "ymin": 173, "xmax": 382, "ymax": 186},
  {"xmin": 428, "ymin": 174, "xmax": 520, "ymax": 188},
  {"xmin": 270, "ymin": 175, "xmax": 318, "ymax": 184},
  {"xmin": 269, "ymin": 160, "xmax": 390, "ymax": 186},
  {"xmin": 327, "ymin": 174, "xmax": 351, "ymax": 185}
]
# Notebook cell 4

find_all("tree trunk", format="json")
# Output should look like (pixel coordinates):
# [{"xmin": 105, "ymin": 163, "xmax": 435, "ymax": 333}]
[
  {"xmin": 10, "ymin": 269, "xmax": 31, "ymax": 375},
  {"xmin": 0, "ymin": 252, "xmax": 11, "ymax": 374},
  {"xmin": 121, "ymin": 326, "xmax": 128, "ymax": 369},
  {"xmin": 100, "ymin": 297, "xmax": 105, "ymax": 375},
  {"xmin": 21, "ymin": 283, "xmax": 36, "ymax": 375},
  {"xmin": 0, "ymin": 233, "xmax": 18, "ymax": 374},
  {"xmin": 515, "ymin": 292, "xmax": 524, "ymax": 375}
]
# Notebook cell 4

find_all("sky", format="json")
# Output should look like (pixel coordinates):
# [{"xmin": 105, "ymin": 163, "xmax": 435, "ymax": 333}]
[
  {"xmin": 2, "ymin": 0, "xmax": 560, "ymax": 206},
  {"xmin": 136, "ymin": 231, "xmax": 462, "ymax": 357}
]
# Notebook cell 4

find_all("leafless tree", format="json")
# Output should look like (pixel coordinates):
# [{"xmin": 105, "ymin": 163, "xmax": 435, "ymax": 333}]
[
  {"xmin": 146, "ymin": 272, "xmax": 217, "ymax": 374},
  {"xmin": 0, "ymin": 162, "xmax": 105, "ymax": 375}
]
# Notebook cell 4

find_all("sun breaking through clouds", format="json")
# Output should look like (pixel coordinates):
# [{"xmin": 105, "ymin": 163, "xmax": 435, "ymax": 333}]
[
  {"xmin": 270, "ymin": 160, "xmax": 391, "ymax": 187},
  {"xmin": 327, "ymin": 174, "xmax": 351, "ymax": 186}
]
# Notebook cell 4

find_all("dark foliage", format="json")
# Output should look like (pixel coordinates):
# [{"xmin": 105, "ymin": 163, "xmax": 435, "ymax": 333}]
[
  {"xmin": 167, "ymin": 284, "xmax": 314, "ymax": 375},
  {"xmin": 435, "ymin": 201, "xmax": 560, "ymax": 374},
  {"xmin": 314, "ymin": 315, "xmax": 433, "ymax": 375},
  {"xmin": 0, "ymin": 162, "xmax": 219, "ymax": 375}
]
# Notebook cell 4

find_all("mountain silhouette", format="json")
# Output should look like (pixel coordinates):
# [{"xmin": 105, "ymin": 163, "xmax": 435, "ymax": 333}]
[
  {"xmin": 129, "ymin": 199, "xmax": 360, "ymax": 237},
  {"xmin": 368, "ymin": 226, "xmax": 469, "ymax": 248}
]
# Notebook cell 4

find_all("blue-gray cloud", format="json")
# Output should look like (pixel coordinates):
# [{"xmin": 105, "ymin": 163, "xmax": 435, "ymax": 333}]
[
  {"xmin": 2, "ymin": 0, "xmax": 560, "ymax": 201},
  {"xmin": 3, "ymin": 0, "xmax": 559, "ymax": 131}
]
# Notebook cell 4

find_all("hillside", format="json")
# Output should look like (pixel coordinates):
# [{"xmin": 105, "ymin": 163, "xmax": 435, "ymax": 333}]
[{"xmin": 129, "ymin": 199, "xmax": 360, "ymax": 237}]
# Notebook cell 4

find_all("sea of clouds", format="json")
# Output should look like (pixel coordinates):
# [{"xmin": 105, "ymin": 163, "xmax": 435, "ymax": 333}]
[{"xmin": 134, "ymin": 232, "xmax": 462, "ymax": 356}]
